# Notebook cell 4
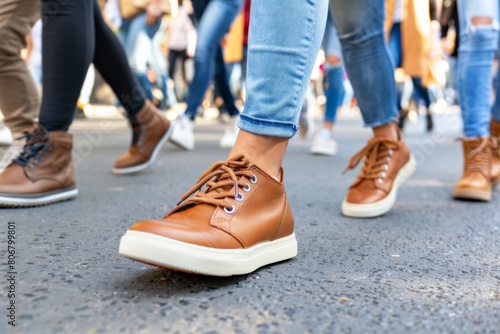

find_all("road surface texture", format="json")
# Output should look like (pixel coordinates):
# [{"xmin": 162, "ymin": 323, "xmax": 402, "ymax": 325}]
[{"xmin": 1, "ymin": 112, "xmax": 499, "ymax": 333}]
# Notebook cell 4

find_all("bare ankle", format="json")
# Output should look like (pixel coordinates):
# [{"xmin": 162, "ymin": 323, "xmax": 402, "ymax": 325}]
[
  {"xmin": 372, "ymin": 122, "xmax": 399, "ymax": 140},
  {"xmin": 228, "ymin": 130, "xmax": 288, "ymax": 179}
]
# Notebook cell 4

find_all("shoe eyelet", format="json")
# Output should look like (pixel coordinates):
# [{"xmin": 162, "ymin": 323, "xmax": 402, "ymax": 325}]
[
  {"xmin": 224, "ymin": 205, "xmax": 235, "ymax": 214},
  {"xmin": 235, "ymin": 193, "xmax": 244, "ymax": 202},
  {"xmin": 250, "ymin": 174, "xmax": 258, "ymax": 184},
  {"xmin": 383, "ymin": 164, "xmax": 389, "ymax": 170},
  {"xmin": 388, "ymin": 149, "xmax": 393, "ymax": 155},
  {"xmin": 380, "ymin": 171, "xmax": 387, "ymax": 178},
  {"xmin": 243, "ymin": 183, "xmax": 251, "ymax": 192},
  {"xmin": 386, "ymin": 157, "xmax": 391, "ymax": 162},
  {"xmin": 377, "ymin": 178, "xmax": 384, "ymax": 184}
]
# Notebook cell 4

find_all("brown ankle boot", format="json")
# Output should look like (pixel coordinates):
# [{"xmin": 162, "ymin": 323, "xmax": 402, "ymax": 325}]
[
  {"xmin": 0, "ymin": 124, "xmax": 77, "ymax": 207},
  {"xmin": 490, "ymin": 119, "xmax": 500, "ymax": 185},
  {"xmin": 113, "ymin": 101, "xmax": 173, "ymax": 174},
  {"xmin": 452, "ymin": 137, "xmax": 491, "ymax": 201},
  {"xmin": 342, "ymin": 128, "xmax": 416, "ymax": 218},
  {"xmin": 119, "ymin": 154, "xmax": 297, "ymax": 276}
]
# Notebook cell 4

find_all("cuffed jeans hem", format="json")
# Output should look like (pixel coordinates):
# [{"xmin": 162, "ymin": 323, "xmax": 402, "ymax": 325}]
[
  {"xmin": 363, "ymin": 116, "xmax": 398, "ymax": 128},
  {"xmin": 239, "ymin": 114, "xmax": 297, "ymax": 138},
  {"xmin": 464, "ymin": 130, "xmax": 490, "ymax": 138},
  {"xmin": 324, "ymin": 63, "xmax": 343, "ymax": 70}
]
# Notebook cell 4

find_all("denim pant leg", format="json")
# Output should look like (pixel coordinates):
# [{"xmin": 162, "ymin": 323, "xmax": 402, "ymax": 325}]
[
  {"xmin": 330, "ymin": 0, "xmax": 397, "ymax": 127},
  {"xmin": 185, "ymin": 0, "xmax": 242, "ymax": 119},
  {"xmin": 322, "ymin": 13, "xmax": 344, "ymax": 124},
  {"xmin": 240, "ymin": 0, "xmax": 328, "ymax": 137},
  {"xmin": 389, "ymin": 23, "xmax": 403, "ymax": 111},
  {"xmin": 411, "ymin": 77, "xmax": 432, "ymax": 108},
  {"xmin": 494, "ymin": 19, "xmax": 500, "ymax": 122},
  {"xmin": 494, "ymin": 62, "xmax": 500, "ymax": 122},
  {"xmin": 119, "ymin": 13, "xmax": 161, "ymax": 101},
  {"xmin": 214, "ymin": 45, "xmax": 239, "ymax": 116},
  {"xmin": 457, "ymin": 0, "xmax": 500, "ymax": 137}
]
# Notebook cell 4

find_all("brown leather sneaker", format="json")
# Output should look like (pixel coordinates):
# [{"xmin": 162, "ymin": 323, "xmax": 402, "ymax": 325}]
[
  {"xmin": 342, "ymin": 131, "xmax": 415, "ymax": 218},
  {"xmin": 113, "ymin": 101, "xmax": 174, "ymax": 174},
  {"xmin": 119, "ymin": 154, "xmax": 297, "ymax": 276},
  {"xmin": 489, "ymin": 119, "xmax": 500, "ymax": 185},
  {"xmin": 0, "ymin": 124, "xmax": 77, "ymax": 207},
  {"xmin": 452, "ymin": 137, "xmax": 492, "ymax": 201}
]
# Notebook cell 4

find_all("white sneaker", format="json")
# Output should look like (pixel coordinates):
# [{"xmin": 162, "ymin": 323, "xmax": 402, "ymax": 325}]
[
  {"xmin": 0, "ymin": 138, "xmax": 25, "ymax": 173},
  {"xmin": 219, "ymin": 115, "xmax": 239, "ymax": 148},
  {"xmin": 169, "ymin": 116, "xmax": 194, "ymax": 151},
  {"xmin": 310, "ymin": 128, "xmax": 338, "ymax": 156},
  {"xmin": 0, "ymin": 125, "xmax": 13, "ymax": 146}
]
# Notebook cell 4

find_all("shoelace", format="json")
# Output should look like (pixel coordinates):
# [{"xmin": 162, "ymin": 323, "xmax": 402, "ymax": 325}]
[
  {"xmin": 13, "ymin": 128, "xmax": 48, "ymax": 166},
  {"xmin": 178, "ymin": 154, "xmax": 255, "ymax": 211},
  {"xmin": 343, "ymin": 138, "xmax": 400, "ymax": 181},
  {"xmin": 459, "ymin": 137, "xmax": 490, "ymax": 175}
]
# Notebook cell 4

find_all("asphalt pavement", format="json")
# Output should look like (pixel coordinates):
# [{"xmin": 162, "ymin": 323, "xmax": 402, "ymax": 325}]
[{"xmin": 1, "ymin": 112, "xmax": 499, "ymax": 334}]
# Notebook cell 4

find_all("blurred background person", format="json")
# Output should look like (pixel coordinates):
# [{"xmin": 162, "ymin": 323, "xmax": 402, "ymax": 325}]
[
  {"xmin": 440, "ymin": 0, "xmax": 459, "ymax": 106},
  {"xmin": 451, "ymin": 0, "xmax": 500, "ymax": 202},
  {"xmin": 118, "ymin": 0, "xmax": 172, "ymax": 108},
  {"xmin": 0, "ymin": 0, "xmax": 177, "ymax": 207},
  {"xmin": 167, "ymin": 0, "xmax": 195, "ymax": 102},
  {"xmin": 169, "ymin": 0, "xmax": 243, "ymax": 151},
  {"xmin": 386, "ymin": 0, "xmax": 439, "ymax": 132},
  {"xmin": 310, "ymin": 12, "xmax": 345, "ymax": 156}
]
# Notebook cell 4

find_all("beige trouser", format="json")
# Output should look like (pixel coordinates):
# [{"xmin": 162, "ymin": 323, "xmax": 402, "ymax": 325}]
[{"xmin": 0, "ymin": 0, "xmax": 39, "ymax": 136}]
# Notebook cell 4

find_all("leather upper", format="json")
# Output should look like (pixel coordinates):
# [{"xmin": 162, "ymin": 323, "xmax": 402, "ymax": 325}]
[
  {"xmin": 344, "ymin": 131, "xmax": 411, "ymax": 204},
  {"xmin": 114, "ymin": 101, "xmax": 170, "ymax": 169},
  {"xmin": 0, "ymin": 125, "xmax": 75, "ymax": 195},
  {"xmin": 130, "ymin": 155, "xmax": 294, "ymax": 249},
  {"xmin": 454, "ymin": 137, "xmax": 491, "ymax": 192}
]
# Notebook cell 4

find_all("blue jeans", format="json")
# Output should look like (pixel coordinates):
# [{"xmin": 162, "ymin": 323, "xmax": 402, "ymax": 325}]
[
  {"xmin": 214, "ymin": 46, "xmax": 239, "ymax": 117},
  {"xmin": 331, "ymin": 0, "xmax": 397, "ymax": 127},
  {"xmin": 323, "ymin": 13, "xmax": 344, "ymax": 124},
  {"xmin": 119, "ymin": 13, "xmax": 162, "ymax": 101},
  {"xmin": 241, "ymin": 0, "xmax": 328, "ymax": 137},
  {"xmin": 185, "ymin": 0, "xmax": 242, "ymax": 119},
  {"xmin": 457, "ymin": 0, "xmax": 500, "ymax": 137},
  {"xmin": 240, "ymin": 0, "xmax": 397, "ymax": 137}
]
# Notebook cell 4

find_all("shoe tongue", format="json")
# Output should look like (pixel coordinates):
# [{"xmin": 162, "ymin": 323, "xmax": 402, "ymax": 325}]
[
  {"xmin": 12, "ymin": 124, "xmax": 49, "ymax": 165},
  {"xmin": 27, "ymin": 124, "xmax": 49, "ymax": 145}
]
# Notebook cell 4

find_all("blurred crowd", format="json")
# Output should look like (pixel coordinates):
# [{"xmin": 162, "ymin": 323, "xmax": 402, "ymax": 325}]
[{"xmin": 0, "ymin": 0, "xmax": 463, "ymax": 155}]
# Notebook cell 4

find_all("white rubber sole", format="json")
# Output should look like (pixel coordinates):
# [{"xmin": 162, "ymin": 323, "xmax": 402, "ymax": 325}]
[
  {"xmin": 341, "ymin": 155, "xmax": 416, "ymax": 218},
  {"xmin": 0, "ymin": 187, "xmax": 78, "ymax": 207},
  {"xmin": 119, "ymin": 230, "xmax": 298, "ymax": 276},
  {"xmin": 112, "ymin": 122, "xmax": 175, "ymax": 175},
  {"xmin": 310, "ymin": 146, "xmax": 337, "ymax": 156},
  {"xmin": 168, "ymin": 121, "xmax": 194, "ymax": 151},
  {"xmin": 452, "ymin": 187, "xmax": 492, "ymax": 202}
]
